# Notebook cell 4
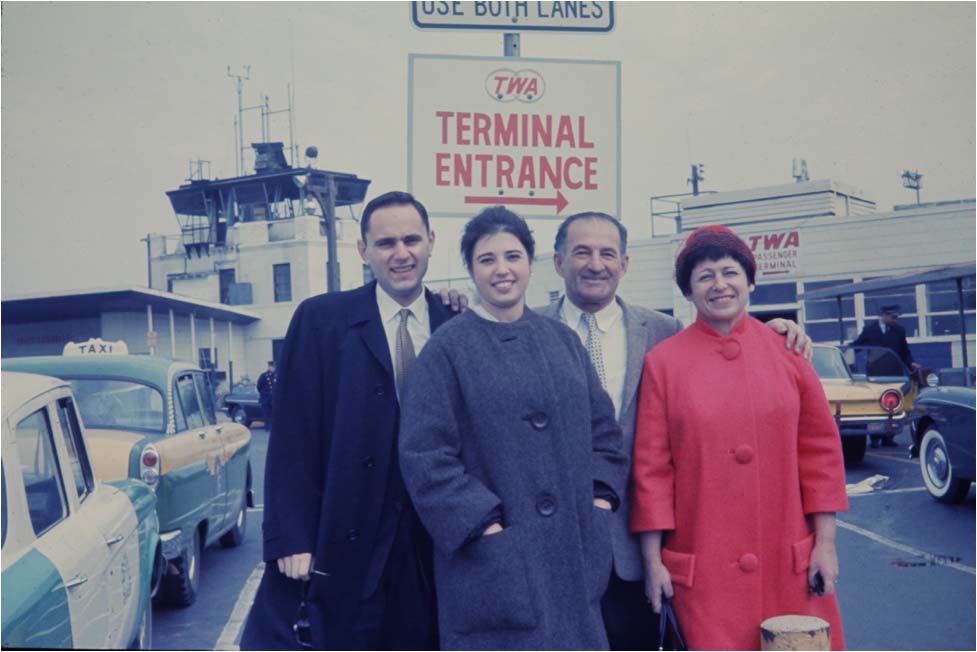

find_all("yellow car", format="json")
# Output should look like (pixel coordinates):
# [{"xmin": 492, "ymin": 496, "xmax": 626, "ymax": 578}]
[{"xmin": 812, "ymin": 345, "xmax": 919, "ymax": 465}]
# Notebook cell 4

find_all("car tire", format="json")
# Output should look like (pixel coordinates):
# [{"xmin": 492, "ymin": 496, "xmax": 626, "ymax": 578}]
[
  {"xmin": 841, "ymin": 436, "xmax": 867, "ymax": 466},
  {"xmin": 219, "ymin": 496, "xmax": 248, "ymax": 548},
  {"xmin": 229, "ymin": 405, "xmax": 250, "ymax": 427},
  {"xmin": 129, "ymin": 596, "xmax": 152, "ymax": 650},
  {"xmin": 920, "ymin": 427, "xmax": 971, "ymax": 504},
  {"xmin": 160, "ymin": 528, "xmax": 201, "ymax": 607}
]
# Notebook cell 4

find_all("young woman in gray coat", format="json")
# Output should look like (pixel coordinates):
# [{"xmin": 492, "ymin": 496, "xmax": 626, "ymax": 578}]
[{"xmin": 399, "ymin": 206, "xmax": 629, "ymax": 650}]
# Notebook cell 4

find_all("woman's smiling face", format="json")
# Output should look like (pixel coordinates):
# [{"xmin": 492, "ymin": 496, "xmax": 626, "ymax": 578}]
[{"xmin": 687, "ymin": 256, "xmax": 752, "ymax": 334}]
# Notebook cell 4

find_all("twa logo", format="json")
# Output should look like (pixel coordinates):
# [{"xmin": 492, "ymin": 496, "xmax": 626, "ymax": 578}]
[{"xmin": 486, "ymin": 68, "xmax": 545, "ymax": 103}]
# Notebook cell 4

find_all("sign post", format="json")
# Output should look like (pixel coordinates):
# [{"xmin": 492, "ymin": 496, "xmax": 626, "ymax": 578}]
[{"xmin": 408, "ymin": 54, "xmax": 620, "ymax": 219}]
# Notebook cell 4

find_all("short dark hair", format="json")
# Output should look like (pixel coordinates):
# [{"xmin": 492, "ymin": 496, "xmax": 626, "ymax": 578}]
[
  {"xmin": 554, "ymin": 212, "xmax": 628, "ymax": 255},
  {"xmin": 676, "ymin": 246, "xmax": 757, "ymax": 297},
  {"xmin": 460, "ymin": 206, "xmax": 535, "ymax": 270},
  {"xmin": 360, "ymin": 191, "xmax": 430, "ymax": 241}
]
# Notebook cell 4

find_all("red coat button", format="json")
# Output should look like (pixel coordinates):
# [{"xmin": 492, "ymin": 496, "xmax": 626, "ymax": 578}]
[
  {"xmin": 720, "ymin": 340, "xmax": 742, "ymax": 360},
  {"xmin": 738, "ymin": 553, "xmax": 759, "ymax": 572},
  {"xmin": 734, "ymin": 445, "xmax": 754, "ymax": 464}
]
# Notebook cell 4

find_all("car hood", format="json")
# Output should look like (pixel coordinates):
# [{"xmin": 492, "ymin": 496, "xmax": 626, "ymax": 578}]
[{"xmin": 85, "ymin": 428, "xmax": 149, "ymax": 482}]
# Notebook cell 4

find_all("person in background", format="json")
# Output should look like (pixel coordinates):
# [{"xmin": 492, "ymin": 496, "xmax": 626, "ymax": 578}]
[
  {"xmin": 400, "ymin": 206, "xmax": 628, "ymax": 650},
  {"xmin": 256, "ymin": 360, "xmax": 277, "ymax": 432},
  {"xmin": 852, "ymin": 304, "xmax": 920, "ymax": 447},
  {"xmin": 536, "ymin": 212, "xmax": 813, "ymax": 650},
  {"xmin": 631, "ymin": 225, "xmax": 848, "ymax": 651},
  {"xmin": 241, "ymin": 191, "xmax": 453, "ymax": 650}
]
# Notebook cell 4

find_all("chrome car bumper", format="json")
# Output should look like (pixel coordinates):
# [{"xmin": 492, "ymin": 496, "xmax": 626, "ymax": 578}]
[{"xmin": 838, "ymin": 413, "xmax": 906, "ymax": 437}]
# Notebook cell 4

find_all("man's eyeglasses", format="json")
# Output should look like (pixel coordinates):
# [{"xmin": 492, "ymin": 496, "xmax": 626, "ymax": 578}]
[{"xmin": 293, "ymin": 582, "xmax": 313, "ymax": 648}]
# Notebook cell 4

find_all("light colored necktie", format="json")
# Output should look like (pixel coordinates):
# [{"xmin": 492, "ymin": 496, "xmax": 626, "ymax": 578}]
[
  {"xmin": 583, "ymin": 312, "xmax": 607, "ymax": 388},
  {"xmin": 395, "ymin": 308, "xmax": 416, "ymax": 398}
]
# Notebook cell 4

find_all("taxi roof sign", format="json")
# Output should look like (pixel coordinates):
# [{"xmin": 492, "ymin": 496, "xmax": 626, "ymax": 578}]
[
  {"xmin": 63, "ymin": 338, "xmax": 129, "ymax": 356},
  {"xmin": 411, "ymin": 1, "xmax": 614, "ymax": 32}
]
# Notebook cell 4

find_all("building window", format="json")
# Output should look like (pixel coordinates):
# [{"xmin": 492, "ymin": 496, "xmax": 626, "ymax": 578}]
[
  {"xmin": 751, "ymin": 282, "xmax": 797, "ymax": 306},
  {"xmin": 274, "ymin": 264, "xmax": 292, "ymax": 302},
  {"xmin": 198, "ymin": 347, "xmax": 217, "ymax": 370},
  {"xmin": 167, "ymin": 274, "xmax": 180, "ymax": 293},
  {"xmin": 219, "ymin": 269, "xmax": 236, "ymax": 305},
  {"xmin": 272, "ymin": 339, "xmax": 286, "ymax": 365},
  {"xmin": 926, "ymin": 276, "xmax": 976, "ymax": 336},
  {"xmin": 548, "ymin": 290, "xmax": 561, "ymax": 304},
  {"xmin": 363, "ymin": 264, "xmax": 375, "ymax": 285},
  {"xmin": 863, "ymin": 281, "xmax": 919, "ymax": 336},
  {"xmin": 803, "ymin": 279, "xmax": 856, "ymax": 342}
]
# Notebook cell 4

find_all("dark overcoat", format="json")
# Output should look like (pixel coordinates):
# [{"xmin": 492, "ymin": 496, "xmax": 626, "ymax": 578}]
[
  {"xmin": 852, "ymin": 320, "xmax": 915, "ymax": 368},
  {"xmin": 399, "ymin": 309, "xmax": 629, "ymax": 650},
  {"xmin": 242, "ymin": 281, "xmax": 452, "ymax": 649}
]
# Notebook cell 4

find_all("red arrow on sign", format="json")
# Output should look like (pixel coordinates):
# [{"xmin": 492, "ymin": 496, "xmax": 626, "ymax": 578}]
[{"xmin": 464, "ymin": 190, "xmax": 569, "ymax": 214}]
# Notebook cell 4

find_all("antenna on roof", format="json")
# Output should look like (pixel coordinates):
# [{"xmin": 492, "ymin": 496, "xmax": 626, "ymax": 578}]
[{"xmin": 227, "ymin": 65, "xmax": 252, "ymax": 176}]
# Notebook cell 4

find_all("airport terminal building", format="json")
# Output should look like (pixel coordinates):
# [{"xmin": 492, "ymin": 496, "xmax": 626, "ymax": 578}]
[{"xmin": 527, "ymin": 179, "xmax": 976, "ymax": 371}]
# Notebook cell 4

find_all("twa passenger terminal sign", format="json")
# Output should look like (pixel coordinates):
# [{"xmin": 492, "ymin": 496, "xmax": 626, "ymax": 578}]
[{"xmin": 408, "ymin": 54, "xmax": 621, "ymax": 219}]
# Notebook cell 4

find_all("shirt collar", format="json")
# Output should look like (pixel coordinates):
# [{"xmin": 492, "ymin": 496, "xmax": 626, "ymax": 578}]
[
  {"xmin": 376, "ymin": 284, "xmax": 429, "ymax": 329},
  {"xmin": 560, "ymin": 296, "xmax": 622, "ymax": 333},
  {"xmin": 471, "ymin": 303, "xmax": 500, "ymax": 322}
]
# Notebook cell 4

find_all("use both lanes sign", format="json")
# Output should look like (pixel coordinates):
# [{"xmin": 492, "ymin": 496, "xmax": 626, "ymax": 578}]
[{"xmin": 411, "ymin": 1, "xmax": 615, "ymax": 33}]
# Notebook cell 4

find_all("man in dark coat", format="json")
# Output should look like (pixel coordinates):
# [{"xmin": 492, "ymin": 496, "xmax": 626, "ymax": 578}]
[
  {"xmin": 852, "ymin": 303, "xmax": 919, "ymax": 447},
  {"xmin": 240, "ymin": 191, "xmax": 452, "ymax": 650},
  {"xmin": 256, "ymin": 360, "xmax": 276, "ymax": 432}
]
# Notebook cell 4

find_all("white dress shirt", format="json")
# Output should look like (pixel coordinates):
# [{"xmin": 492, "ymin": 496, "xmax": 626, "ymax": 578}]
[
  {"xmin": 376, "ymin": 285, "xmax": 431, "ymax": 399},
  {"xmin": 560, "ymin": 297, "xmax": 626, "ymax": 419}
]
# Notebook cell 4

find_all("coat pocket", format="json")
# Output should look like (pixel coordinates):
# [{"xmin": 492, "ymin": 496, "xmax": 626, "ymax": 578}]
[
  {"xmin": 587, "ymin": 506, "xmax": 614, "ymax": 600},
  {"xmin": 661, "ymin": 548, "xmax": 696, "ymax": 588},
  {"xmin": 791, "ymin": 532, "xmax": 816, "ymax": 575},
  {"xmin": 438, "ymin": 526, "xmax": 538, "ymax": 635}
]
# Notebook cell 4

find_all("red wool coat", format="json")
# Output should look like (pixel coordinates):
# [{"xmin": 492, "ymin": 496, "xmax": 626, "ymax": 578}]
[{"xmin": 630, "ymin": 316, "xmax": 849, "ymax": 651}]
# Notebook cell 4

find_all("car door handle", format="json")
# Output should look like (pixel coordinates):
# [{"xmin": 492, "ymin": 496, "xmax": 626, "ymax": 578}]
[
  {"xmin": 198, "ymin": 430, "xmax": 208, "ymax": 439},
  {"xmin": 65, "ymin": 574, "xmax": 89, "ymax": 589},
  {"xmin": 106, "ymin": 535, "xmax": 125, "ymax": 546}
]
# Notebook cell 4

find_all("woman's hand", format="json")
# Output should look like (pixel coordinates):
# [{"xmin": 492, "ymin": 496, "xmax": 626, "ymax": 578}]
[
  {"xmin": 809, "ymin": 512, "xmax": 840, "ymax": 595},
  {"xmin": 644, "ymin": 561, "xmax": 674, "ymax": 614},
  {"xmin": 482, "ymin": 522, "xmax": 503, "ymax": 537},
  {"xmin": 639, "ymin": 531, "xmax": 673, "ymax": 613}
]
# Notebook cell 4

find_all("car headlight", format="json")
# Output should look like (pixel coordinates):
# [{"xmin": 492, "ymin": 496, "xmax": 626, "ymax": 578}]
[{"xmin": 926, "ymin": 372, "xmax": 940, "ymax": 388}]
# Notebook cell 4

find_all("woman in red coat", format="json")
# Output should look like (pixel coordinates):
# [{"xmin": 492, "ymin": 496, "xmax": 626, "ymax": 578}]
[{"xmin": 630, "ymin": 226, "xmax": 849, "ymax": 650}]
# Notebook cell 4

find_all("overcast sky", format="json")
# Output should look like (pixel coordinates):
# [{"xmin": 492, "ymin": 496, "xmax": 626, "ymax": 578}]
[{"xmin": 2, "ymin": 2, "xmax": 974, "ymax": 297}]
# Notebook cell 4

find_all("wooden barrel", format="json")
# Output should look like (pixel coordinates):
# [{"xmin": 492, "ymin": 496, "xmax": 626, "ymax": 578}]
[{"xmin": 760, "ymin": 615, "xmax": 830, "ymax": 650}]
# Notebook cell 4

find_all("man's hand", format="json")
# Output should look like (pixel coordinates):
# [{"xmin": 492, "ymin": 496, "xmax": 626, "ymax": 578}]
[
  {"xmin": 593, "ymin": 498, "xmax": 612, "ymax": 510},
  {"xmin": 277, "ymin": 552, "xmax": 313, "ymax": 580},
  {"xmin": 766, "ymin": 318, "xmax": 813, "ymax": 360},
  {"xmin": 437, "ymin": 288, "xmax": 469, "ymax": 313}
]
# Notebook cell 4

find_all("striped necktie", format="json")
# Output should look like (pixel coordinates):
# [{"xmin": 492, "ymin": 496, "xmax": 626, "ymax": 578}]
[{"xmin": 395, "ymin": 308, "xmax": 416, "ymax": 399}]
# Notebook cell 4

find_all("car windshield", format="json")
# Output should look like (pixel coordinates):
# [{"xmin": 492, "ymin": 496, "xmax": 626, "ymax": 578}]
[
  {"xmin": 812, "ymin": 348, "xmax": 852, "ymax": 380},
  {"xmin": 67, "ymin": 379, "xmax": 166, "ymax": 433},
  {"xmin": 843, "ymin": 346, "xmax": 909, "ymax": 381}
]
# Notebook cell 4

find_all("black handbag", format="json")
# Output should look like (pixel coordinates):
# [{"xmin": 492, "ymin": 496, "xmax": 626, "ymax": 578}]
[{"xmin": 657, "ymin": 597, "xmax": 688, "ymax": 651}]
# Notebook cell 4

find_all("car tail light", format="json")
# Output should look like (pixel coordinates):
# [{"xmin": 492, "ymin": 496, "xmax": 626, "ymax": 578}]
[
  {"xmin": 141, "ymin": 444, "xmax": 160, "ymax": 490},
  {"xmin": 880, "ymin": 390, "xmax": 902, "ymax": 412}
]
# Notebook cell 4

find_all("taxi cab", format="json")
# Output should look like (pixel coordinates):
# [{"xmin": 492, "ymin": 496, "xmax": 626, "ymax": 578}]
[
  {"xmin": 3, "ymin": 339, "xmax": 253, "ymax": 607},
  {"xmin": 2, "ymin": 371, "xmax": 159, "ymax": 649},
  {"xmin": 812, "ymin": 344, "xmax": 918, "ymax": 465}
]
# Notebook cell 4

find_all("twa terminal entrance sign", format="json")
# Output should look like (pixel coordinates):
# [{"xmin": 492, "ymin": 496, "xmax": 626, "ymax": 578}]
[{"xmin": 408, "ymin": 54, "xmax": 621, "ymax": 219}]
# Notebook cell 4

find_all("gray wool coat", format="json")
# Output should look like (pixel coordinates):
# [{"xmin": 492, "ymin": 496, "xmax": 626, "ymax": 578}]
[
  {"xmin": 536, "ymin": 297, "xmax": 683, "ymax": 581},
  {"xmin": 399, "ymin": 308, "xmax": 629, "ymax": 651}
]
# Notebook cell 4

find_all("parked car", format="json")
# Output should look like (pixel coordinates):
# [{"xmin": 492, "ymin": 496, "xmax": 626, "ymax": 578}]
[
  {"xmin": 3, "ymin": 348, "xmax": 253, "ymax": 607},
  {"xmin": 221, "ymin": 380, "xmax": 263, "ymax": 427},
  {"xmin": 811, "ymin": 345, "xmax": 910, "ymax": 465},
  {"xmin": 909, "ymin": 386, "xmax": 976, "ymax": 503},
  {"xmin": 2, "ymin": 371, "xmax": 160, "ymax": 649}
]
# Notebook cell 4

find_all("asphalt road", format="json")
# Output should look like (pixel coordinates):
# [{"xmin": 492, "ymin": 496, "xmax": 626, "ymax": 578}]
[{"xmin": 153, "ymin": 428, "xmax": 976, "ymax": 651}]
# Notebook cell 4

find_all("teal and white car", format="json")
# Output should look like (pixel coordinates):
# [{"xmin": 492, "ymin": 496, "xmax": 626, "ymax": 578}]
[
  {"xmin": 1, "ymin": 371, "xmax": 159, "ymax": 649},
  {"xmin": 3, "ymin": 347, "xmax": 254, "ymax": 607}
]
